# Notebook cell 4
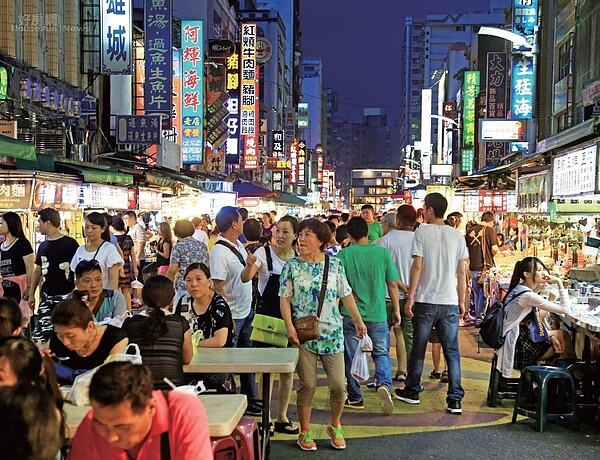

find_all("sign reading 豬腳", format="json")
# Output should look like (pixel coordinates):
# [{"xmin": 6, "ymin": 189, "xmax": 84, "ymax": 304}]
[
  {"xmin": 240, "ymin": 24, "xmax": 257, "ymax": 137},
  {"xmin": 225, "ymin": 49, "xmax": 240, "ymax": 164},
  {"xmin": 144, "ymin": 0, "xmax": 172, "ymax": 127},
  {"xmin": 512, "ymin": 0, "xmax": 538, "ymax": 50},
  {"xmin": 462, "ymin": 71, "xmax": 479, "ymax": 149},
  {"xmin": 511, "ymin": 56, "xmax": 534, "ymax": 119},
  {"xmin": 100, "ymin": 0, "xmax": 132, "ymax": 74},
  {"xmin": 181, "ymin": 21, "xmax": 204, "ymax": 164},
  {"xmin": 116, "ymin": 115, "xmax": 162, "ymax": 145}
]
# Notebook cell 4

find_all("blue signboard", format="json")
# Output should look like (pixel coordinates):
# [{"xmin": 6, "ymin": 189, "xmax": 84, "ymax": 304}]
[
  {"xmin": 144, "ymin": 0, "xmax": 172, "ymax": 128},
  {"xmin": 116, "ymin": 115, "xmax": 162, "ymax": 144},
  {"xmin": 511, "ymin": 56, "xmax": 534, "ymax": 119},
  {"xmin": 512, "ymin": 0, "xmax": 538, "ymax": 50},
  {"xmin": 181, "ymin": 21, "xmax": 204, "ymax": 164}
]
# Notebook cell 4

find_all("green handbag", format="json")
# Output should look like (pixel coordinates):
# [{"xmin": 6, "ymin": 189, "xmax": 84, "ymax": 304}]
[{"xmin": 251, "ymin": 314, "xmax": 289, "ymax": 347}]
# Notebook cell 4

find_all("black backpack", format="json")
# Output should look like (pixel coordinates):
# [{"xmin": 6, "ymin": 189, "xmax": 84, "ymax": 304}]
[{"xmin": 480, "ymin": 290, "xmax": 527, "ymax": 349}]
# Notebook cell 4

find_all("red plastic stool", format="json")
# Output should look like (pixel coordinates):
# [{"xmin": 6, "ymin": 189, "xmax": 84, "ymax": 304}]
[
  {"xmin": 232, "ymin": 416, "xmax": 261, "ymax": 460},
  {"xmin": 211, "ymin": 435, "xmax": 240, "ymax": 460}
]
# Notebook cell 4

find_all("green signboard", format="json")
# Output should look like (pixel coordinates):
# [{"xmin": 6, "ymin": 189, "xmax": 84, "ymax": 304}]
[
  {"xmin": 462, "ymin": 71, "xmax": 480, "ymax": 149},
  {"xmin": 0, "ymin": 66, "xmax": 8, "ymax": 100}
]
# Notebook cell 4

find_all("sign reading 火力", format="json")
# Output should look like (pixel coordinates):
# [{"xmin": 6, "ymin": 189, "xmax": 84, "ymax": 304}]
[
  {"xmin": 144, "ymin": 0, "xmax": 172, "ymax": 127},
  {"xmin": 181, "ymin": 21, "xmax": 204, "ymax": 164},
  {"xmin": 100, "ymin": 0, "xmax": 132, "ymax": 74}
]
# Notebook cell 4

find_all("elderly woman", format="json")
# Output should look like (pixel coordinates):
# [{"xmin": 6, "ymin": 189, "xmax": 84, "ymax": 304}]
[
  {"xmin": 497, "ymin": 257, "xmax": 575, "ymax": 378},
  {"xmin": 166, "ymin": 219, "xmax": 209, "ymax": 296},
  {"xmin": 47, "ymin": 297, "xmax": 128, "ymax": 383},
  {"xmin": 279, "ymin": 218, "xmax": 366, "ymax": 452}
]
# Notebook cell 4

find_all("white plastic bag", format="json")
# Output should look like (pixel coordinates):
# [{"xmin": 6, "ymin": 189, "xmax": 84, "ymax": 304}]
[
  {"xmin": 66, "ymin": 366, "xmax": 101, "ymax": 406},
  {"xmin": 103, "ymin": 343, "xmax": 142, "ymax": 365},
  {"xmin": 350, "ymin": 334, "xmax": 372, "ymax": 383}
]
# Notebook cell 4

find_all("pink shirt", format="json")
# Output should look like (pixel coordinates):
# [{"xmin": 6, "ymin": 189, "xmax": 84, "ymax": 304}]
[{"xmin": 67, "ymin": 390, "xmax": 213, "ymax": 460}]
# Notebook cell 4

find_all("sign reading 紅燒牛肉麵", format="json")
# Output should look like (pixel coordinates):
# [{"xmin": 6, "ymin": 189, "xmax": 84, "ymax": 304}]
[{"xmin": 100, "ymin": 0, "xmax": 132, "ymax": 74}]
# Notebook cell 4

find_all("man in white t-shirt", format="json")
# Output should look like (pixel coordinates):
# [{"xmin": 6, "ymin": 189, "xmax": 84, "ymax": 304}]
[
  {"xmin": 125, "ymin": 211, "xmax": 147, "ymax": 284},
  {"xmin": 378, "ymin": 205, "xmax": 417, "ymax": 383},
  {"xmin": 191, "ymin": 216, "xmax": 209, "ymax": 246},
  {"xmin": 209, "ymin": 206, "xmax": 259, "ymax": 416},
  {"xmin": 394, "ymin": 193, "xmax": 468, "ymax": 415}
]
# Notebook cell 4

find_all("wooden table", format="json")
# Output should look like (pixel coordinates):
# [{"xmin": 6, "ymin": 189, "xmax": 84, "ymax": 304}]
[
  {"xmin": 184, "ymin": 347, "xmax": 299, "ymax": 459},
  {"xmin": 64, "ymin": 393, "xmax": 247, "ymax": 439}
]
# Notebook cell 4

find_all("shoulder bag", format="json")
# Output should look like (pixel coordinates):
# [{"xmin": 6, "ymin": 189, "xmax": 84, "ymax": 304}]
[
  {"xmin": 477, "ymin": 227, "xmax": 492, "ymax": 285},
  {"xmin": 293, "ymin": 255, "xmax": 329, "ymax": 344},
  {"xmin": 214, "ymin": 240, "xmax": 246, "ymax": 266}
]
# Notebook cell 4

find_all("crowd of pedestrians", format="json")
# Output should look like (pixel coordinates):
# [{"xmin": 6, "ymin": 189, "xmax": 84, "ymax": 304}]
[{"xmin": 0, "ymin": 194, "xmax": 577, "ymax": 457}]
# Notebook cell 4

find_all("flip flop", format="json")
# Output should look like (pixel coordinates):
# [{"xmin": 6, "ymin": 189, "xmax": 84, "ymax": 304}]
[
  {"xmin": 274, "ymin": 421, "xmax": 300, "ymax": 435},
  {"xmin": 394, "ymin": 373, "xmax": 406, "ymax": 382}
]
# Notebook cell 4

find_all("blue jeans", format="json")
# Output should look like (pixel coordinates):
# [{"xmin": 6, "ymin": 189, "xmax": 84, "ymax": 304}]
[
  {"xmin": 343, "ymin": 317, "xmax": 392, "ymax": 402},
  {"xmin": 471, "ymin": 271, "xmax": 486, "ymax": 323},
  {"xmin": 405, "ymin": 303, "xmax": 464, "ymax": 404},
  {"xmin": 233, "ymin": 310, "xmax": 257, "ymax": 401}
]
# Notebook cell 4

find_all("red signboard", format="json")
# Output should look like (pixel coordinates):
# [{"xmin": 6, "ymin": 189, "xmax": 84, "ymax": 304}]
[{"xmin": 478, "ymin": 190, "xmax": 507, "ymax": 212}]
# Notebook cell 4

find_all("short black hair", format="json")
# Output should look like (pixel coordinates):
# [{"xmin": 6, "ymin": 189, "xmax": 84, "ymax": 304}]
[
  {"xmin": 424, "ymin": 193, "xmax": 448, "ymax": 218},
  {"xmin": 38, "ymin": 208, "xmax": 61, "ymax": 228},
  {"xmin": 360, "ymin": 204, "xmax": 374, "ymax": 212},
  {"xmin": 89, "ymin": 362, "xmax": 153, "ymax": 413},
  {"xmin": 112, "ymin": 216, "xmax": 126, "ymax": 232},
  {"xmin": 125, "ymin": 211, "xmax": 137, "ymax": 220},
  {"xmin": 346, "ymin": 216, "xmax": 369, "ymax": 240},
  {"xmin": 243, "ymin": 218, "xmax": 262, "ymax": 242},
  {"xmin": 238, "ymin": 208, "xmax": 249, "ymax": 221},
  {"xmin": 297, "ymin": 218, "xmax": 331, "ymax": 252},
  {"xmin": 215, "ymin": 206, "xmax": 240, "ymax": 232},
  {"xmin": 481, "ymin": 211, "xmax": 495, "ymax": 223}
]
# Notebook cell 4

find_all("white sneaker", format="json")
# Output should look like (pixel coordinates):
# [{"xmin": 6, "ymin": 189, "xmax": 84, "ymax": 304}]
[{"xmin": 377, "ymin": 385, "xmax": 394, "ymax": 415}]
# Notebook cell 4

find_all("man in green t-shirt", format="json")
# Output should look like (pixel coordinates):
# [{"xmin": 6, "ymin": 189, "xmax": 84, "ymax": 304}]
[
  {"xmin": 338, "ymin": 216, "xmax": 400, "ymax": 416},
  {"xmin": 361, "ymin": 204, "xmax": 382, "ymax": 243}
]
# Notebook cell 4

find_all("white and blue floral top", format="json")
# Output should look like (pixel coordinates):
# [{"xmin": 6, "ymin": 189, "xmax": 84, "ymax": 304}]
[{"xmin": 279, "ymin": 256, "xmax": 352, "ymax": 355}]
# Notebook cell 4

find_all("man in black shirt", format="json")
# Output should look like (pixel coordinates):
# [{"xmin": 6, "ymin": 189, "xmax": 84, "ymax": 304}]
[{"xmin": 30, "ymin": 208, "xmax": 79, "ymax": 342}]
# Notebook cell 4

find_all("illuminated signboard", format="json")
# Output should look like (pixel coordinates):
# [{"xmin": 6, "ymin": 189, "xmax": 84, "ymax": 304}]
[
  {"xmin": 100, "ymin": 0, "xmax": 132, "ymax": 74},
  {"xmin": 462, "ymin": 71, "xmax": 479, "ymax": 149},
  {"xmin": 479, "ymin": 119, "xmax": 526, "ymax": 141},
  {"xmin": 271, "ymin": 171, "xmax": 283, "ymax": 191},
  {"xmin": 272, "ymin": 130, "xmax": 284, "ymax": 157},
  {"xmin": 32, "ymin": 180, "xmax": 81, "ymax": 211},
  {"xmin": 297, "ymin": 103, "xmax": 309, "ymax": 128},
  {"xmin": 240, "ymin": 24, "xmax": 257, "ymax": 136},
  {"xmin": 513, "ymin": 0, "xmax": 539, "ymax": 50},
  {"xmin": 181, "ymin": 21, "xmax": 204, "ymax": 164},
  {"xmin": 0, "ymin": 66, "xmax": 7, "ymax": 100},
  {"xmin": 144, "ymin": 0, "xmax": 172, "ymax": 126},
  {"xmin": 243, "ymin": 135, "xmax": 258, "ymax": 170},
  {"xmin": 225, "ymin": 49, "xmax": 240, "ymax": 164},
  {"xmin": 461, "ymin": 148, "xmax": 474, "ymax": 175},
  {"xmin": 297, "ymin": 139, "xmax": 306, "ymax": 186},
  {"xmin": 552, "ymin": 143, "xmax": 598, "ymax": 197},
  {"xmin": 289, "ymin": 139, "xmax": 298, "ymax": 183},
  {"xmin": 511, "ymin": 56, "xmax": 534, "ymax": 119},
  {"xmin": 172, "ymin": 49, "xmax": 182, "ymax": 144},
  {"xmin": 0, "ymin": 178, "xmax": 33, "ymax": 209},
  {"xmin": 80, "ymin": 183, "xmax": 129, "ymax": 209}
]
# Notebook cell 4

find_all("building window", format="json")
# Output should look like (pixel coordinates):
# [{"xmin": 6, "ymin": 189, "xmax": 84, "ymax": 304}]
[
  {"xmin": 456, "ymin": 26, "xmax": 466, "ymax": 31},
  {"xmin": 557, "ymin": 41, "xmax": 572, "ymax": 81}
]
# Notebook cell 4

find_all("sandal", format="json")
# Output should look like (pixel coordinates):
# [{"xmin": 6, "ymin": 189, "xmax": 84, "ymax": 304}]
[
  {"xmin": 440, "ymin": 370, "xmax": 449, "ymax": 383},
  {"xmin": 258, "ymin": 422, "xmax": 275, "ymax": 436},
  {"xmin": 429, "ymin": 371, "xmax": 442, "ymax": 379},
  {"xmin": 394, "ymin": 372, "xmax": 406, "ymax": 382},
  {"xmin": 274, "ymin": 421, "xmax": 300, "ymax": 435}
]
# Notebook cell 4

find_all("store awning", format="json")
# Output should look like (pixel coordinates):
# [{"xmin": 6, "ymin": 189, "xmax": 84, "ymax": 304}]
[
  {"xmin": 232, "ymin": 181, "xmax": 279, "ymax": 198},
  {"xmin": 146, "ymin": 172, "xmax": 176, "ymax": 188},
  {"xmin": 55, "ymin": 159, "xmax": 133, "ymax": 185},
  {"xmin": 265, "ymin": 191, "xmax": 306, "ymax": 205},
  {"xmin": 0, "ymin": 135, "xmax": 36, "ymax": 161},
  {"xmin": 16, "ymin": 152, "xmax": 56, "ymax": 171},
  {"xmin": 537, "ymin": 117, "xmax": 600, "ymax": 154}
]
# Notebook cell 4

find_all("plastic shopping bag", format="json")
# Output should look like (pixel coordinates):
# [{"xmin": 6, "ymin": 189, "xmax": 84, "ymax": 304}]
[
  {"xmin": 103, "ymin": 343, "xmax": 142, "ymax": 365},
  {"xmin": 350, "ymin": 334, "xmax": 373, "ymax": 383},
  {"xmin": 66, "ymin": 366, "xmax": 101, "ymax": 406}
]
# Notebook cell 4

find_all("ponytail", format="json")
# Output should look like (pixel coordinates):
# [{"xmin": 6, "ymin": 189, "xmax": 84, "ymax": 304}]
[
  {"xmin": 141, "ymin": 307, "xmax": 168, "ymax": 345},
  {"xmin": 140, "ymin": 275, "xmax": 175, "ymax": 344}
]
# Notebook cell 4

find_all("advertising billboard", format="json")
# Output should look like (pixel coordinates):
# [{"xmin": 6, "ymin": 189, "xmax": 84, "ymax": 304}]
[{"xmin": 181, "ymin": 21, "xmax": 204, "ymax": 164}]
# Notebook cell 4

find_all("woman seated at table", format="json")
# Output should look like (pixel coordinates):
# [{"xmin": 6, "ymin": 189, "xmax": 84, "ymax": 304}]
[
  {"xmin": 74, "ymin": 259, "xmax": 127, "ymax": 323},
  {"xmin": 47, "ymin": 296, "xmax": 128, "ymax": 384},
  {"xmin": 497, "ymin": 257, "xmax": 575, "ymax": 378},
  {"xmin": 122, "ymin": 275, "xmax": 193, "ymax": 389},
  {"xmin": 175, "ymin": 263, "xmax": 234, "ymax": 391}
]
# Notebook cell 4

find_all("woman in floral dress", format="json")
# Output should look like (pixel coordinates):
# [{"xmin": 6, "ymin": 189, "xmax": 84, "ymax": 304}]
[{"xmin": 279, "ymin": 218, "xmax": 366, "ymax": 452}]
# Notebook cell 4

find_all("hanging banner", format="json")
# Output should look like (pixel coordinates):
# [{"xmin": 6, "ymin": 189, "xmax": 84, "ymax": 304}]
[
  {"xmin": 100, "ymin": 0, "xmax": 132, "ymax": 74},
  {"xmin": 144, "ymin": 0, "xmax": 172, "ymax": 127},
  {"xmin": 181, "ymin": 21, "xmax": 204, "ymax": 164},
  {"xmin": 225, "ymin": 49, "xmax": 240, "ymax": 164},
  {"xmin": 511, "ymin": 56, "xmax": 535, "ymax": 119},
  {"xmin": 240, "ymin": 24, "xmax": 257, "ymax": 136},
  {"xmin": 462, "ymin": 71, "xmax": 479, "ymax": 149}
]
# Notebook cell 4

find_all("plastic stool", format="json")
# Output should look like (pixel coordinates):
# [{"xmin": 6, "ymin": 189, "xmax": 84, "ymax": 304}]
[
  {"xmin": 487, "ymin": 353, "xmax": 519, "ymax": 407},
  {"xmin": 566, "ymin": 362, "xmax": 599, "ymax": 421},
  {"xmin": 232, "ymin": 416, "xmax": 261, "ymax": 460},
  {"xmin": 512, "ymin": 365, "xmax": 578, "ymax": 432},
  {"xmin": 211, "ymin": 435, "xmax": 240, "ymax": 460}
]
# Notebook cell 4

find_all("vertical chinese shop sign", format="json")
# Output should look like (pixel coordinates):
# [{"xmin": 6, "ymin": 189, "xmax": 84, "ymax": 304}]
[
  {"xmin": 462, "ymin": 71, "xmax": 479, "ymax": 174},
  {"xmin": 181, "ymin": 21, "xmax": 204, "ymax": 164},
  {"xmin": 241, "ymin": 24, "xmax": 257, "ymax": 170}
]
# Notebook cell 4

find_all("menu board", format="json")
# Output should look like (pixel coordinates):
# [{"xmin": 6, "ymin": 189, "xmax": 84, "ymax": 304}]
[
  {"xmin": 138, "ymin": 187, "xmax": 162, "ymax": 211},
  {"xmin": 478, "ymin": 190, "xmax": 507, "ymax": 212},
  {"xmin": 0, "ymin": 178, "xmax": 33, "ymax": 209},
  {"xmin": 552, "ymin": 143, "xmax": 598, "ymax": 197},
  {"xmin": 32, "ymin": 180, "xmax": 81, "ymax": 211},
  {"xmin": 80, "ymin": 183, "xmax": 129, "ymax": 210},
  {"xmin": 517, "ymin": 172, "xmax": 549, "ymax": 214}
]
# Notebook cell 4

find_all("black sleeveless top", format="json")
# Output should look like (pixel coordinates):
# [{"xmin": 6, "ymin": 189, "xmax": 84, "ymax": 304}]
[
  {"xmin": 123, "ymin": 314, "xmax": 190, "ymax": 389},
  {"xmin": 156, "ymin": 239, "xmax": 170, "ymax": 267}
]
